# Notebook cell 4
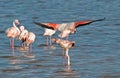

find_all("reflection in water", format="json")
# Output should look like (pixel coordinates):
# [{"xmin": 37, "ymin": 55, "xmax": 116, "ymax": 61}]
[
  {"xmin": 9, "ymin": 46, "xmax": 35, "ymax": 64},
  {"xmin": 51, "ymin": 53, "xmax": 80, "ymax": 78},
  {"xmin": 52, "ymin": 64, "xmax": 80, "ymax": 78},
  {"xmin": 44, "ymin": 45, "xmax": 56, "ymax": 50},
  {"xmin": 18, "ymin": 46, "xmax": 35, "ymax": 58},
  {"xmin": 100, "ymin": 73, "xmax": 120, "ymax": 78}
]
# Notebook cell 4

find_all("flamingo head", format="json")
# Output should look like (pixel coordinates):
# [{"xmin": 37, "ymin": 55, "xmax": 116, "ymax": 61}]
[
  {"xmin": 19, "ymin": 26, "xmax": 25, "ymax": 31},
  {"xmin": 14, "ymin": 19, "xmax": 20, "ymax": 25},
  {"xmin": 70, "ymin": 41, "xmax": 75, "ymax": 47},
  {"xmin": 67, "ymin": 41, "xmax": 75, "ymax": 49}
]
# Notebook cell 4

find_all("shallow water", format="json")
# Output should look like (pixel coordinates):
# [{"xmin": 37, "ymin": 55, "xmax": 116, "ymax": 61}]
[{"xmin": 0, "ymin": 0, "xmax": 120, "ymax": 78}]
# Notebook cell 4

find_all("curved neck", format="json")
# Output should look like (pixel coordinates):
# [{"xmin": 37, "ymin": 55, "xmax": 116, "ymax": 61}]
[{"xmin": 13, "ymin": 21, "xmax": 16, "ymax": 27}]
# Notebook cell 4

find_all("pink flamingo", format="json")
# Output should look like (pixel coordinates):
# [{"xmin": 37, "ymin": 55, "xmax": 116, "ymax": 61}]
[
  {"xmin": 34, "ymin": 18, "xmax": 105, "ymax": 40},
  {"xmin": 43, "ymin": 28, "xmax": 56, "ymax": 46},
  {"xmin": 25, "ymin": 32, "xmax": 36, "ymax": 53},
  {"xmin": 52, "ymin": 38, "xmax": 75, "ymax": 66},
  {"xmin": 18, "ymin": 26, "xmax": 29, "ymax": 47},
  {"xmin": 6, "ymin": 19, "xmax": 20, "ymax": 48}
]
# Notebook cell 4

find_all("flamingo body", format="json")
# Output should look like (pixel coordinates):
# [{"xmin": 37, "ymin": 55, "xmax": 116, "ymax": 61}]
[
  {"xmin": 43, "ymin": 28, "xmax": 56, "ymax": 36},
  {"xmin": 19, "ymin": 26, "xmax": 29, "ymax": 42},
  {"xmin": 25, "ymin": 32, "xmax": 36, "ymax": 45},
  {"xmin": 52, "ymin": 38, "xmax": 75, "ymax": 50},
  {"xmin": 58, "ymin": 29, "xmax": 71, "ymax": 38},
  {"xmin": 6, "ymin": 26, "xmax": 20, "ymax": 38}
]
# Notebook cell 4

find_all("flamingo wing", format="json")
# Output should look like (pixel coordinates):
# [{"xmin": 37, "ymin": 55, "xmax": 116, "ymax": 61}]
[
  {"xmin": 34, "ymin": 22, "xmax": 58, "ymax": 30},
  {"xmin": 74, "ymin": 18, "xmax": 105, "ymax": 28}
]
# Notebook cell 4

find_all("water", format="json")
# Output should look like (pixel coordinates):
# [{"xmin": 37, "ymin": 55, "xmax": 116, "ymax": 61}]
[{"xmin": 0, "ymin": 0, "xmax": 120, "ymax": 78}]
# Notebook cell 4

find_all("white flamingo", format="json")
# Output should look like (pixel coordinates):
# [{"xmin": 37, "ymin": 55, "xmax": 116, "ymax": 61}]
[{"xmin": 43, "ymin": 28, "xmax": 56, "ymax": 46}]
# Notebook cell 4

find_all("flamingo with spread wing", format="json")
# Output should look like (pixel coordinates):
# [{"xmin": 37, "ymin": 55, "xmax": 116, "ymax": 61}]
[{"xmin": 34, "ymin": 18, "xmax": 105, "ymax": 40}]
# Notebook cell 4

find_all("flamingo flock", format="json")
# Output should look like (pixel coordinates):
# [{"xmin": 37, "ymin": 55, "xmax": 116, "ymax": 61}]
[
  {"xmin": 34, "ymin": 18, "xmax": 105, "ymax": 65},
  {"xmin": 6, "ymin": 18, "xmax": 105, "ymax": 65},
  {"xmin": 6, "ymin": 19, "xmax": 36, "ymax": 55}
]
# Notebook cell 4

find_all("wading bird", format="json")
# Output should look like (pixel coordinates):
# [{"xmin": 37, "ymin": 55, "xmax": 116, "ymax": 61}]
[
  {"xmin": 18, "ymin": 26, "xmax": 29, "ymax": 47},
  {"xmin": 43, "ymin": 28, "xmax": 56, "ymax": 46},
  {"xmin": 25, "ymin": 32, "xmax": 36, "ymax": 53},
  {"xmin": 6, "ymin": 19, "xmax": 20, "ymax": 48},
  {"xmin": 34, "ymin": 18, "xmax": 105, "ymax": 40},
  {"xmin": 52, "ymin": 38, "xmax": 75, "ymax": 66}
]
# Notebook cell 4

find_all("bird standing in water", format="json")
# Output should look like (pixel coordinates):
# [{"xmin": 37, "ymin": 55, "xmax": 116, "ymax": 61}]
[
  {"xmin": 52, "ymin": 38, "xmax": 75, "ymax": 66},
  {"xmin": 25, "ymin": 32, "xmax": 36, "ymax": 53},
  {"xmin": 43, "ymin": 28, "xmax": 56, "ymax": 46},
  {"xmin": 18, "ymin": 26, "xmax": 29, "ymax": 47},
  {"xmin": 18, "ymin": 28, "xmax": 36, "ymax": 53},
  {"xmin": 6, "ymin": 19, "xmax": 20, "ymax": 48}
]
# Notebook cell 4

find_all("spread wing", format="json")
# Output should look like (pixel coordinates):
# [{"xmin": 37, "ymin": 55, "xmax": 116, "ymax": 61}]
[
  {"xmin": 74, "ymin": 18, "xmax": 105, "ymax": 28},
  {"xmin": 34, "ymin": 22, "xmax": 58, "ymax": 30}
]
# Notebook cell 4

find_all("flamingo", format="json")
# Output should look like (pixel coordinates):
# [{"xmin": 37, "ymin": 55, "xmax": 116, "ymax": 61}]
[
  {"xmin": 52, "ymin": 38, "xmax": 75, "ymax": 66},
  {"xmin": 25, "ymin": 32, "xmax": 36, "ymax": 53},
  {"xmin": 6, "ymin": 19, "xmax": 20, "ymax": 48},
  {"xmin": 18, "ymin": 26, "xmax": 29, "ymax": 47},
  {"xmin": 34, "ymin": 18, "xmax": 105, "ymax": 40},
  {"xmin": 43, "ymin": 28, "xmax": 56, "ymax": 46}
]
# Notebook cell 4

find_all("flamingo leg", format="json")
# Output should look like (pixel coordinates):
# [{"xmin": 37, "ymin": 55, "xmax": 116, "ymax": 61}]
[
  {"xmin": 11, "ymin": 38, "xmax": 14, "ymax": 49},
  {"xmin": 50, "ymin": 36, "xmax": 52, "ymax": 46},
  {"xmin": 65, "ymin": 49, "xmax": 70, "ymax": 66},
  {"xmin": 46, "ymin": 37, "xmax": 49, "ymax": 46},
  {"xmin": 10, "ymin": 38, "xmax": 14, "ymax": 55},
  {"xmin": 10, "ymin": 39, "xmax": 12, "ymax": 47},
  {"xmin": 62, "ymin": 49, "xmax": 66, "ymax": 65}
]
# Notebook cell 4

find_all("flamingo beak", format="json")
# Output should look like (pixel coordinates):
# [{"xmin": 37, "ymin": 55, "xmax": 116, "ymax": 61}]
[
  {"xmin": 15, "ymin": 19, "xmax": 20, "ymax": 25},
  {"xmin": 71, "ymin": 41, "xmax": 75, "ymax": 47}
]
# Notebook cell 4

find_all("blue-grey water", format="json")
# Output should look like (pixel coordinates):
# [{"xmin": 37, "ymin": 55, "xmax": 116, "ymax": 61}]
[{"xmin": 0, "ymin": 0, "xmax": 120, "ymax": 78}]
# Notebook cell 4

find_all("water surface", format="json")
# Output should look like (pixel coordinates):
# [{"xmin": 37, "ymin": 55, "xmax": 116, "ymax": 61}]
[{"xmin": 0, "ymin": 0, "xmax": 120, "ymax": 78}]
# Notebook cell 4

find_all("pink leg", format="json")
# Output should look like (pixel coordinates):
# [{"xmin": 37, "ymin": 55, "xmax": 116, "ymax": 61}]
[
  {"xmin": 11, "ymin": 38, "xmax": 14, "ymax": 49},
  {"xmin": 62, "ymin": 49, "xmax": 66, "ymax": 65},
  {"xmin": 10, "ymin": 38, "xmax": 14, "ymax": 55},
  {"xmin": 10, "ymin": 39, "xmax": 12, "ymax": 47},
  {"xmin": 50, "ymin": 36, "xmax": 52, "ymax": 46},
  {"xmin": 46, "ymin": 37, "xmax": 49, "ymax": 46},
  {"xmin": 65, "ymin": 49, "xmax": 70, "ymax": 66}
]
